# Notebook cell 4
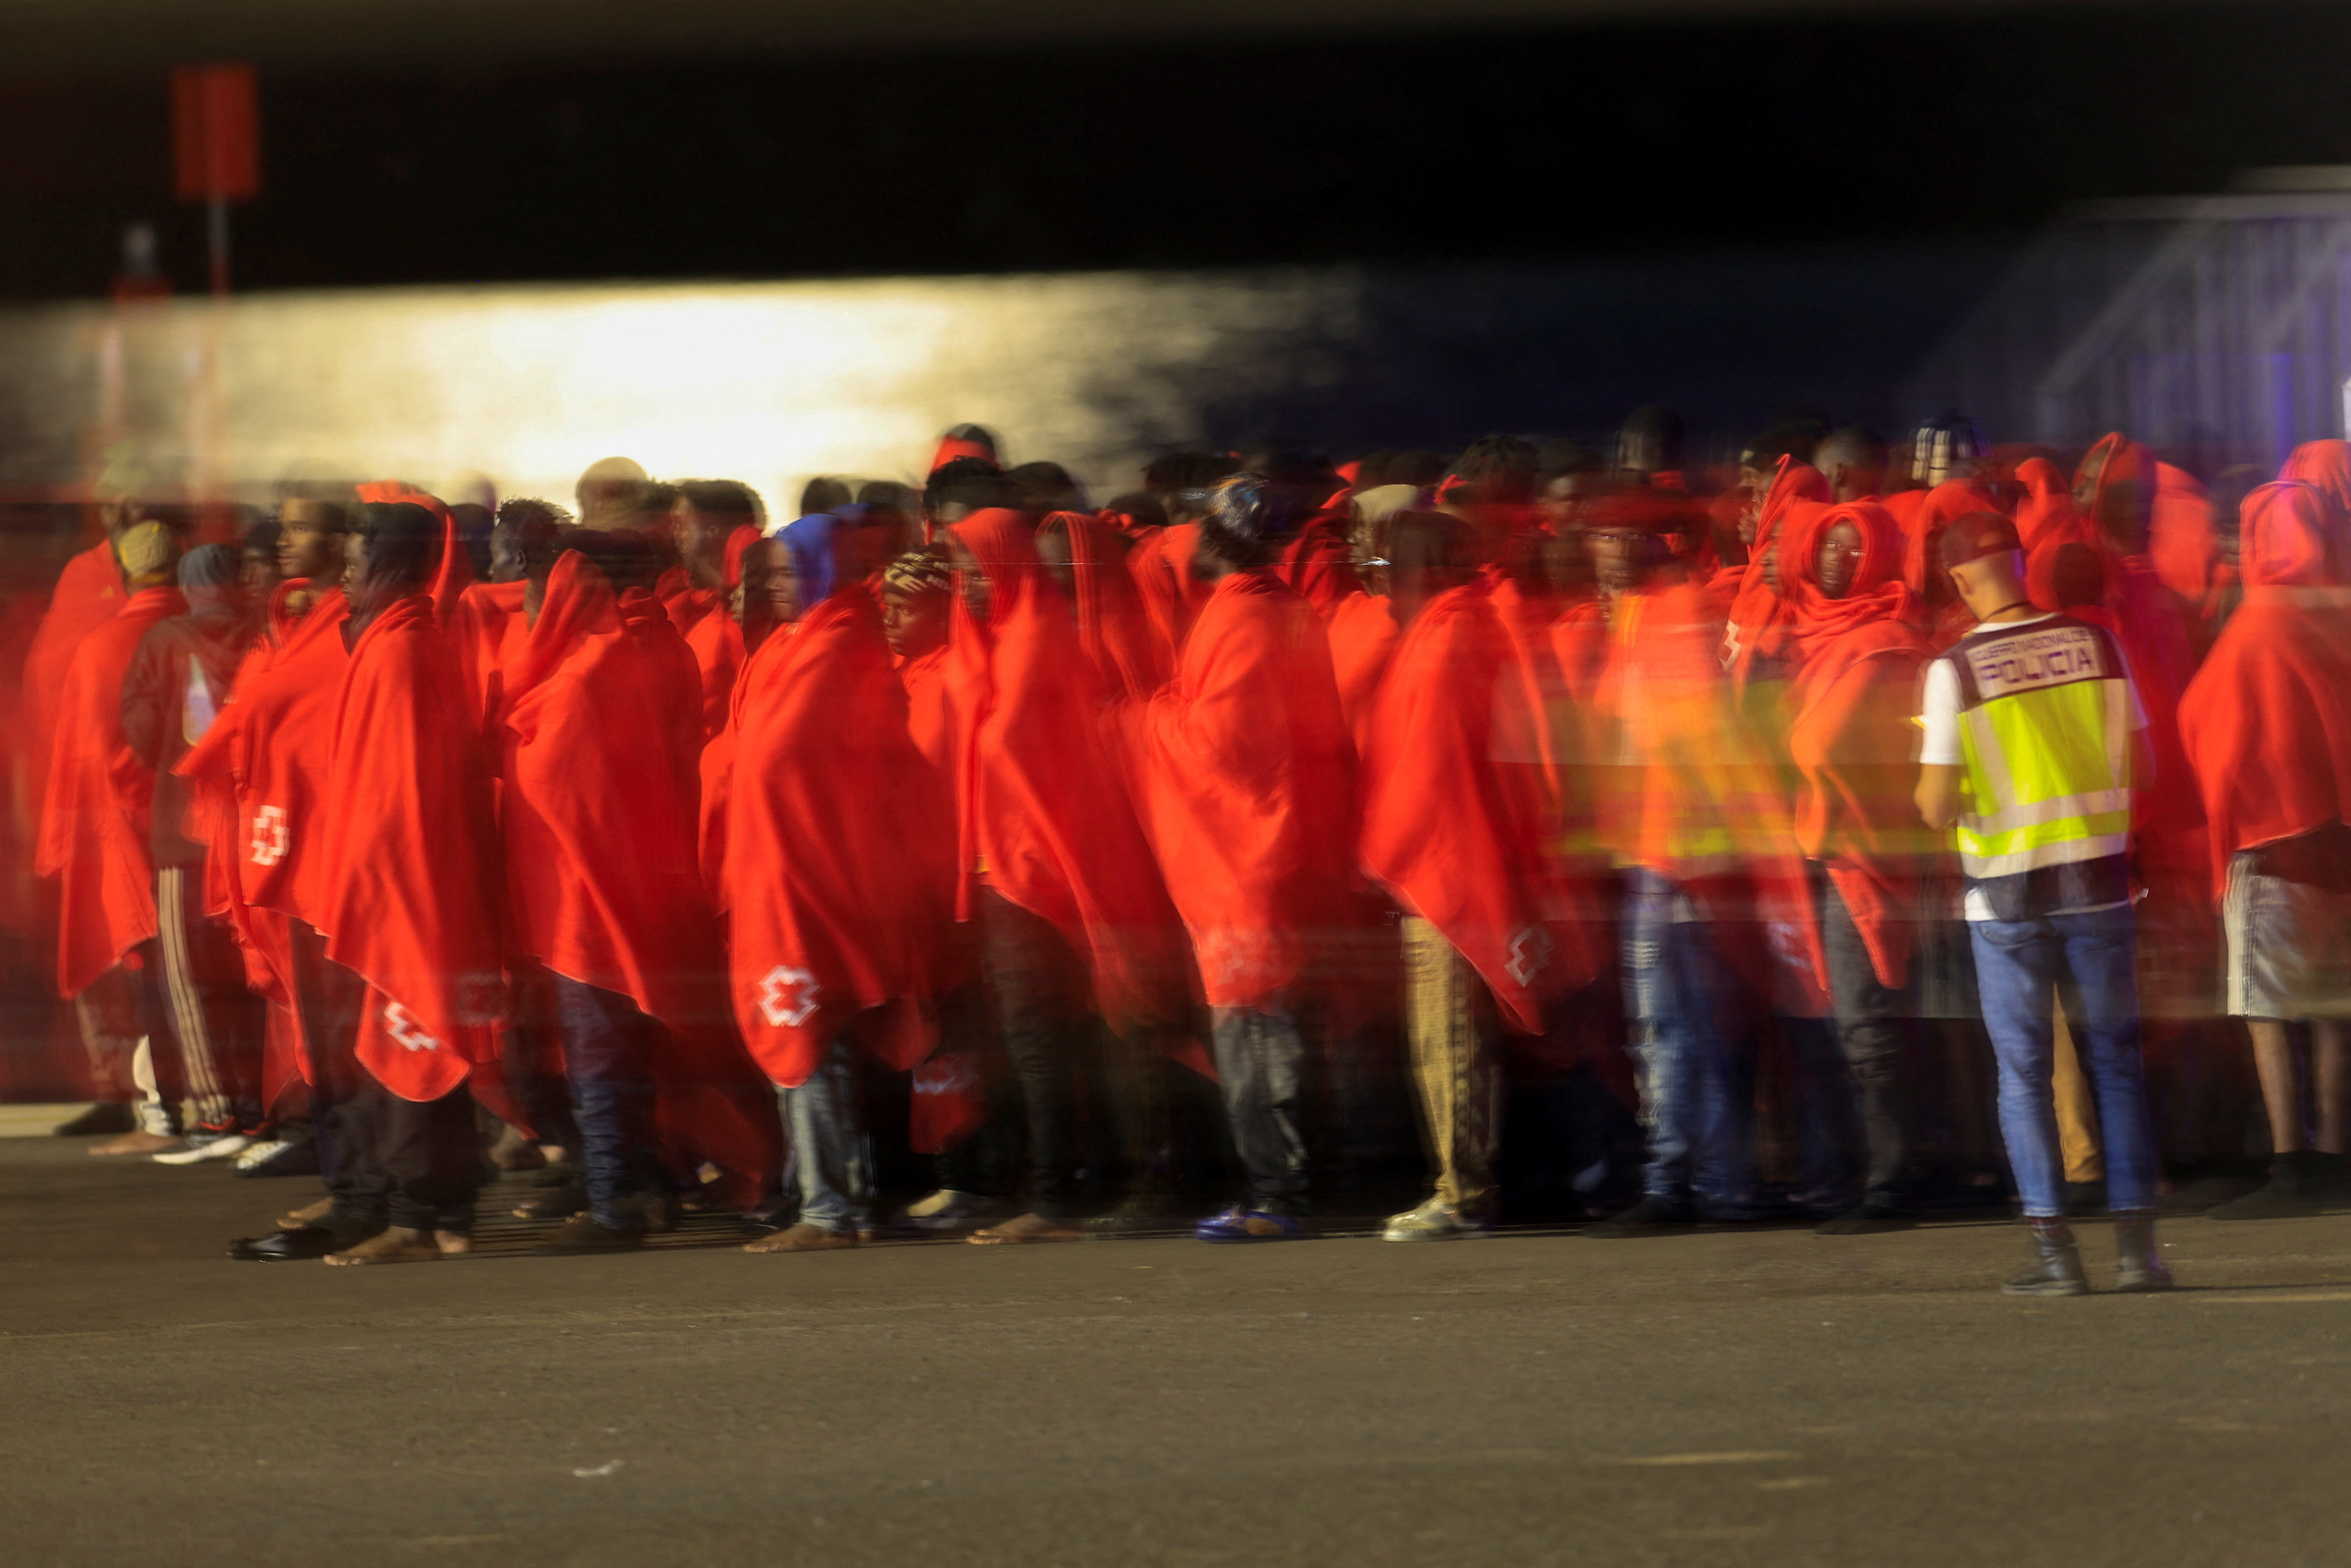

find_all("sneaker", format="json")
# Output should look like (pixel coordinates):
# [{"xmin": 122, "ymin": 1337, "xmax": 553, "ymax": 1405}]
[
  {"xmin": 234, "ymin": 1130, "xmax": 321, "ymax": 1178},
  {"xmin": 1194, "ymin": 1206, "xmax": 1309, "ymax": 1242},
  {"xmin": 1583, "ymin": 1198, "xmax": 1698, "ymax": 1238},
  {"xmin": 897, "ymin": 1189, "xmax": 1006, "ymax": 1233},
  {"xmin": 1382, "ymin": 1197, "xmax": 1493, "ymax": 1241},
  {"xmin": 152, "ymin": 1126, "xmax": 254, "ymax": 1166},
  {"xmin": 53, "ymin": 1102, "xmax": 135, "ymax": 1137}
]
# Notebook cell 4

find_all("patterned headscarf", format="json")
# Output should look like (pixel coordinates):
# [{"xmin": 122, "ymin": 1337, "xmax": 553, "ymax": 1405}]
[{"xmin": 882, "ymin": 544, "xmax": 953, "ymax": 599}]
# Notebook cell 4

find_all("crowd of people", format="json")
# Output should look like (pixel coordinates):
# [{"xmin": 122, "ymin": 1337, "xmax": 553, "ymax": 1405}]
[{"xmin": 21, "ymin": 407, "xmax": 2351, "ymax": 1296}]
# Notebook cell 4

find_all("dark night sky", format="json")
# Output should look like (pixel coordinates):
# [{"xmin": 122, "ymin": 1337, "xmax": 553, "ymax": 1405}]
[{"xmin": 0, "ymin": 1, "xmax": 2346, "ymax": 299}]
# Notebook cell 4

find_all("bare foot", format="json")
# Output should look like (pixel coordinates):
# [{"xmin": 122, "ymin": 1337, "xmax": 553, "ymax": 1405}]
[
  {"xmin": 323, "ymin": 1226, "xmax": 470, "ymax": 1266},
  {"xmin": 967, "ymin": 1213, "xmax": 1084, "ymax": 1245},
  {"xmin": 743, "ymin": 1222, "xmax": 858, "ymax": 1254},
  {"xmin": 89, "ymin": 1129, "xmax": 176, "ymax": 1157},
  {"xmin": 278, "ymin": 1196, "xmax": 333, "ymax": 1229}
]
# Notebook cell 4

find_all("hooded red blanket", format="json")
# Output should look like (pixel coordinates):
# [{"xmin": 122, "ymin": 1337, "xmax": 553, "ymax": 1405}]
[
  {"xmin": 721, "ymin": 583, "xmax": 953, "ymax": 1085},
  {"xmin": 1777, "ymin": 502, "xmax": 1935, "ymax": 988},
  {"xmin": 1144, "ymin": 569, "xmax": 1355, "ymax": 1009},
  {"xmin": 1360, "ymin": 578, "xmax": 1599, "ymax": 1034},
  {"xmin": 1324, "ymin": 588, "xmax": 1397, "ymax": 757},
  {"xmin": 176, "ymin": 583, "xmax": 351, "ymax": 1087},
  {"xmin": 316, "ymin": 593, "xmax": 504, "ymax": 1100},
  {"xmin": 2179, "ymin": 480, "xmax": 2351, "ymax": 899},
  {"xmin": 500, "ymin": 553, "xmax": 720, "ymax": 1030},
  {"xmin": 36, "ymin": 584, "xmax": 185, "ymax": 997},
  {"xmin": 947, "ymin": 509, "xmax": 1200, "ymax": 1058},
  {"xmin": 22, "ymin": 539, "xmax": 126, "ymax": 832}
]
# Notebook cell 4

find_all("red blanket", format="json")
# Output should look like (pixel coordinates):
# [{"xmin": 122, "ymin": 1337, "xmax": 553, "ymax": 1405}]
[
  {"xmin": 721, "ymin": 585, "xmax": 954, "ymax": 1084},
  {"xmin": 1360, "ymin": 578, "xmax": 1598, "ymax": 1034},
  {"xmin": 499, "ymin": 553, "xmax": 720, "ymax": 1031},
  {"xmin": 947, "ymin": 508, "xmax": 1200, "ymax": 1057},
  {"xmin": 1143, "ymin": 569, "xmax": 1355, "ymax": 1009},
  {"xmin": 36, "ymin": 584, "xmax": 185, "ymax": 997},
  {"xmin": 1130, "ymin": 521, "xmax": 1215, "ymax": 659},
  {"xmin": 1778, "ymin": 502, "xmax": 1935, "ymax": 988},
  {"xmin": 897, "ymin": 643, "xmax": 954, "ymax": 779},
  {"xmin": 176, "ymin": 583, "xmax": 351, "ymax": 1087},
  {"xmin": 1324, "ymin": 588, "xmax": 1397, "ymax": 757},
  {"xmin": 2179, "ymin": 480, "xmax": 2351, "ymax": 898},
  {"xmin": 1721, "ymin": 458, "xmax": 1828, "ymax": 687},
  {"xmin": 316, "ymin": 594, "xmax": 504, "ymax": 1099},
  {"xmin": 22, "ymin": 540, "xmax": 125, "ymax": 835},
  {"xmin": 1278, "ymin": 511, "xmax": 1359, "ymax": 618}
]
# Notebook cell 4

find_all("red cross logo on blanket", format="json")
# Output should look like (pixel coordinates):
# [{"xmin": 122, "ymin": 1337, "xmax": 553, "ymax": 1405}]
[
  {"xmin": 249, "ymin": 805, "xmax": 288, "ymax": 867},
  {"xmin": 756, "ymin": 965, "xmax": 821, "ymax": 1029}
]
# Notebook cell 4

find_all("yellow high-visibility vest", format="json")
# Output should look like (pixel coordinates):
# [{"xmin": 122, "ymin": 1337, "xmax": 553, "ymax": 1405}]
[{"xmin": 1946, "ymin": 617, "xmax": 2132, "ymax": 880}]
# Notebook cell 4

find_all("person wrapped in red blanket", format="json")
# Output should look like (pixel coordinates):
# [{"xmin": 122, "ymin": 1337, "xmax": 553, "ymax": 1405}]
[
  {"xmin": 1777, "ymin": 501, "xmax": 1938, "ymax": 1229},
  {"xmin": 724, "ymin": 513, "xmax": 957, "ymax": 1252},
  {"xmin": 2179, "ymin": 480, "xmax": 2351, "ymax": 1217},
  {"xmin": 302, "ymin": 501, "xmax": 507, "ymax": 1265},
  {"xmin": 944, "ymin": 506, "xmax": 1200, "ymax": 1244},
  {"xmin": 1143, "ymin": 475, "xmax": 1356, "ymax": 1240}
]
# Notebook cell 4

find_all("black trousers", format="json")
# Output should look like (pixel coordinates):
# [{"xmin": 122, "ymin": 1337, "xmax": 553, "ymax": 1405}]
[
  {"xmin": 976, "ymin": 889, "xmax": 1097, "ymax": 1222},
  {"xmin": 1818, "ymin": 871, "xmax": 1908, "ymax": 1208},
  {"xmin": 288, "ymin": 921, "xmax": 480, "ymax": 1235}
]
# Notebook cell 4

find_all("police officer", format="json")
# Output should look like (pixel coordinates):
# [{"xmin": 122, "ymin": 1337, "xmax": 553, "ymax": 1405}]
[{"xmin": 1916, "ymin": 513, "xmax": 2172, "ymax": 1296}]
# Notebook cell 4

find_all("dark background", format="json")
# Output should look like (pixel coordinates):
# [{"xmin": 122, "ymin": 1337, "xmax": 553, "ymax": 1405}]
[{"xmin": 2, "ymin": 0, "xmax": 2347, "ymax": 300}]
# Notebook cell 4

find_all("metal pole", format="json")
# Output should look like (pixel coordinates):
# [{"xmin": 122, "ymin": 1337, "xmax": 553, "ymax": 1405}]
[{"xmin": 207, "ymin": 193, "xmax": 229, "ymax": 297}]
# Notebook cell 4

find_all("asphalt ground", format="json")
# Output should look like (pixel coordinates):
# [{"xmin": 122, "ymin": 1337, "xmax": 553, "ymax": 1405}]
[{"xmin": 4, "ymin": 1135, "xmax": 2350, "ymax": 1568}]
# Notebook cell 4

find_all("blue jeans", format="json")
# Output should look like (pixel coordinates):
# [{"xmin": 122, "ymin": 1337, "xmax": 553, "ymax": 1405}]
[
  {"xmin": 1622, "ymin": 870, "xmax": 1750, "ymax": 1214},
  {"xmin": 1967, "ymin": 904, "xmax": 2157, "ymax": 1218},
  {"xmin": 1210, "ymin": 1007, "xmax": 1308, "ymax": 1214},
  {"xmin": 551, "ymin": 976, "xmax": 662, "ymax": 1231},
  {"xmin": 779, "ymin": 1037, "xmax": 871, "ymax": 1234}
]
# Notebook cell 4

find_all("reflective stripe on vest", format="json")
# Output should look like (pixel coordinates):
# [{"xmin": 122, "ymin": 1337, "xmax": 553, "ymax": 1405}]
[{"xmin": 1949, "ymin": 619, "xmax": 2132, "ymax": 880}]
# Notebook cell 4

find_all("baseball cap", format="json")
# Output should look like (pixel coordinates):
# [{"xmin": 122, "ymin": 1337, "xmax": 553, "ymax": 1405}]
[{"xmin": 1939, "ymin": 511, "xmax": 2022, "ymax": 572}]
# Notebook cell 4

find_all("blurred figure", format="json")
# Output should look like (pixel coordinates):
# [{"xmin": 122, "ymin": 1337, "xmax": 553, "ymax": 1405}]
[
  {"xmin": 725, "ymin": 520, "xmax": 952, "ymax": 1252},
  {"xmin": 944, "ymin": 508, "xmax": 1196, "ymax": 1243},
  {"xmin": 2179, "ymin": 482, "xmax": 2351, "ymax": 1219},
  {"xmin": 922, "ymin": 455, "xmax": 1017, "ymax": 536},
  {"xmin": 1130, "ymin": 452, "xmax": 1235, "ymax": 658},
  {"xmin": 119, "ymin": 544, "xmax": 267, "ymax": 1163},
  {"xmin": 1814, "ymin": 426, "xmax": 1890, "ymax": 504},
  {"xmin": 575, "ymin": 456, "xmax": 652, "ymax": 531},
  {"xmin": 1906, "ymin": 409, "xmax": 1990, "ymax": 491},
  {"xmin": 1615, "ymin": 404, "xmax": 1686, "ymax": 489},
  {"xmin": 1360, "ymin": 510, "xmax": 1586, "ymax": 1239},
  {"xmin": 1010, "ymin": 460, "xmax": 1088, "ymax": 517},
  {"xmin": 239, "ymin": 517, "xmax": 283, "ymax": 600},
  {"xmin": 931, "ymin": 423, "xmax": 999, "ymax": 474},
  {"xmin": 308, "ymin": 502, "xmax": 506, "ymax": 1265},
  {"xmin": 1776, "ymin": 503, "xmax": 1937, "ymax": 1231},
  {"xmin": 37, "ymin": 520, "xmax": 186, "ymax": 1154},
  {"xmin": 855, "ymin": 479, "xmax": 924, "ymax": 563},
  {"xmin": 1142, "ymin": 475, "xmax": 1355, "ymax": 1241},
  {"xmin": 1916, "ymin": 514, "xmax": 2168, "ymax": 1295},
  {"xmin": 499, "ymin": 541, "xmax": 728, "ymax": 1252},
  {"xmin": 798, "ymin": 477, "xmax": 851, "ymax": 517}
]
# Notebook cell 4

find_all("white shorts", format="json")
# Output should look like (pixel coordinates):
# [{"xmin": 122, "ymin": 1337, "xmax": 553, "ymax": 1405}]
[{"xmin": 2224, "ymin": 852, "xmax": 2351, "ymax": 1020}]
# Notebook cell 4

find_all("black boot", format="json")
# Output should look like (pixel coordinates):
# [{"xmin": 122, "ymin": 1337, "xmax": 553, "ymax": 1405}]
[
  {"xmin": 2002, "ymin": 1220, "xmax": 2089, "ymax": 1296},
  {"xmin": 2113, "ymin": 1211, "xmax": 2175, "ymax": 1293},
  {"xmin": 2206, "ymin": 1152, "xmax": 2326, "ymax": 1220}
]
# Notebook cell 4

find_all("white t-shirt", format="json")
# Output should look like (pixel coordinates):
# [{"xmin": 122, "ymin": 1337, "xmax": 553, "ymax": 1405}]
[{"xmin": 1917, "ymin": 613, "xmax": 2146, "ymax": 919}]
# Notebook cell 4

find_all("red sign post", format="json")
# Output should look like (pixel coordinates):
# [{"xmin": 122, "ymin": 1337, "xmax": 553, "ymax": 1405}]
[{"xmin": 171, "ymin": 63, "xmax": 260, "ymax": 295}]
